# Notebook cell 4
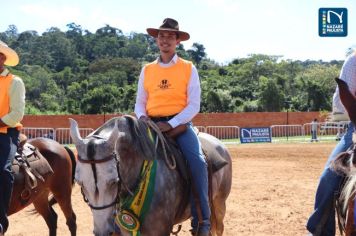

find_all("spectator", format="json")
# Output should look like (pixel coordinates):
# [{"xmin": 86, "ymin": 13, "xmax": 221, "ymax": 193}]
[
  {"xmin": 311, "ymin": 118, "xmax": 319, "ymax": 142},
  {"xmin": 47, "ymin": 130, "xmax": 54, "ymax": 140}
]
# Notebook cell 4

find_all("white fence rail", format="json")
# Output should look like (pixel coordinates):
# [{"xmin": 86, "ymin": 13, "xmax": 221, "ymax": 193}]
[
  {"xmin": 195, "ymin": 126, "xmax": 206, "ymax": 133},
  {"xmin": 21, "ymin": 121, "xmax": 349, "ymax": 144},
  {"xmin": 270, "ymin": 125, "xmax": 304, "ymax": 142},
  {"xmin": 205, "ymin": 126, "xmax": 240, "ymax": 140},
  {"xmin": 22, "ymin": 127, "xmax": 94, "ymax": 145},
  {"xmin": 55, "ymin": 128, "xmax": 94, "ymax": 145},
  {"xmin": 22, "ymin": 127, "xmax": 55, "ymax": 139}
]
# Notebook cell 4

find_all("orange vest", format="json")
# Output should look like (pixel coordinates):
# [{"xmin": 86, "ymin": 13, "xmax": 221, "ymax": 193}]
[
  {"xmin": 0, "ymin": 73, "xmax": 23, "ymax": 133},
  {"xmin": 144, "ymin": 58, "xmax": 192, "ymax": 117}
]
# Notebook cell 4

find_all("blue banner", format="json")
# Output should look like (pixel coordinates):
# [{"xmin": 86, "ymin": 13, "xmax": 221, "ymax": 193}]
[
  {"xmin": 319, "ymin": 8, "xmax": 347, "ymax": 37},
  {"xmin": 240, "ymin": 127, "xmax": 271, "ymax": 143}
]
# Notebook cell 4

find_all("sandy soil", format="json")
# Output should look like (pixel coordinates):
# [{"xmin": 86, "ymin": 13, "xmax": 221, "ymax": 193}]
[{"xmin": 6, "ymin": 142, "xmax": 336, "ymax": 236}]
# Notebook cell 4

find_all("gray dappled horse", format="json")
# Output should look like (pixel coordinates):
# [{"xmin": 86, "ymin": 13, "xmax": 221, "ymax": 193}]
[
  {"xmin": 70, "ymin": 116, "xmax": 232, "ymax": 236},
  {"xmin": 331, "ymin": 78, "xmax": 356, "ymax": 236}
]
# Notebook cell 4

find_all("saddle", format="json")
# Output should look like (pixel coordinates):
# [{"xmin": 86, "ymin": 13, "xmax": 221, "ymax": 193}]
[
  {"xmin": 159, "ymin": 124, "xmax": 228, "ymax": 181},
  {"xmin": 12, "ymin": 135, "xmax": 53, "ymax": 201}
]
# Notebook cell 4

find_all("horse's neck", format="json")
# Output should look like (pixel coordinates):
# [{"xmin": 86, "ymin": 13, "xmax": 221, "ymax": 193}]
[
  {"xmin": 121, "ymin": 153, "xmax": 144, "ymax": 189},
  {"xmin": 142, "ymin": 158, "xmax": 188, "ymax": 229}
]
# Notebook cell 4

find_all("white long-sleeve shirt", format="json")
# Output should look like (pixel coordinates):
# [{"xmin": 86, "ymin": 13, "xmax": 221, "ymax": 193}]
[
  {"xmin": 134, "ymin": 54, "xmax": 200, "ymax": 128},
  {"xmin": 332, "ymin": 53, "xmax": 356, "ymax": 115},
  {"xmin": 1, "ymin": 68, "xmax": 25, "ymax": 126}
]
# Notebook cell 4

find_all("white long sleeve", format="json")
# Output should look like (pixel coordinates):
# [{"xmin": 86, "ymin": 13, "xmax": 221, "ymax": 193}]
[{"xmin": 333, "ymin": 53, "xmax": 356, "ymax": 114}]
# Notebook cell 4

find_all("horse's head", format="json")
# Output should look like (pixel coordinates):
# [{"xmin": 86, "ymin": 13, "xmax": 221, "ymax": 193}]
[
  {"xmin": 69, "ymin": 118, "xmax": 120, "ymax": 236},
  {"xmin": 336, "ymin": 78, "xmax": 356, "ymax": 124}
]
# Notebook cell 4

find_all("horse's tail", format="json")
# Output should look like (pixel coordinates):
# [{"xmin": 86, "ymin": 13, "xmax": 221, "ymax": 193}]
[
  {"xmin": 64, "ymin": 145, "xmax": 77, "ymax": 185},
  {"xmin": 48, "ymin": 146, "xmax": 77, "ymax": 207}
]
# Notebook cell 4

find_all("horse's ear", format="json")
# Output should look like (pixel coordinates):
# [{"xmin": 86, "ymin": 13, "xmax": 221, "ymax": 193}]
[
  {"xmin": 69, "ymin": 118, "xmax": 84, "ymax": 146},
  {"xmin": 335, "ymin": 78, "xmax": 356, "ymax": 123}
]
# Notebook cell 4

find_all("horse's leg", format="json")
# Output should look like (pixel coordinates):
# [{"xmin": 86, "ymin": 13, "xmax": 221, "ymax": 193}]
[
  {"xmin": 32, "ymin": 191, "xmax": 58, "ymax": 236},
  {"xmin": 51, "ymin": 186, "xmax": 77, "ymax": 236},
  {"xmin": 211, "ymin": 196, "xmax": 227, "ymax": 236}
]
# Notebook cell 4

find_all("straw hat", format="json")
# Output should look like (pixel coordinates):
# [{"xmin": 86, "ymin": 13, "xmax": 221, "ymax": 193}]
[
  {"xmin": 0, "ymin": 40, "xmax": 19, "ymax": 66},
  {"xmin": 146, "ymin": 18, "xmax": 190, "ymax": 41}
]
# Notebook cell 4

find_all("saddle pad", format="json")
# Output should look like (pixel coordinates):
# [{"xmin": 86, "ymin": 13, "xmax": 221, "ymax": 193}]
[{"xmin": 12, "ymin": 143, "xmax": 54, "ymax": 177}]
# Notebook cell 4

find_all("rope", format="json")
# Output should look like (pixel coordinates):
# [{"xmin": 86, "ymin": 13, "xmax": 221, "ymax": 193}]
[{"xmin": 146, "ymin": 119, "xmax": 176, "ymax": 170}]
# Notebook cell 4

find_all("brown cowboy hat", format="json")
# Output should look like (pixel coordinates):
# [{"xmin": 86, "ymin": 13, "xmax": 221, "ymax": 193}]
[
  {"xmin": 146, "ymin": 18, "xmax": 190, "ymax": 41},
  {"xmin": 0, "ymin": 40, "xmax": 19, "ymax": 66}
]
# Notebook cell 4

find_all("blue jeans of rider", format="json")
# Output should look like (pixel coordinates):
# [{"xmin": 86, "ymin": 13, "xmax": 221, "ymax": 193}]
[
  {"xmin": 0, "ymin": 128, "xmax": 19, "ymax": 234},
  {"xmin": 307, "ymin": 122, "xmax": 354, "ymax": 236},
  {"xmin": 176, "ymin": 123, "xmax": 210, "ymax": 233}
]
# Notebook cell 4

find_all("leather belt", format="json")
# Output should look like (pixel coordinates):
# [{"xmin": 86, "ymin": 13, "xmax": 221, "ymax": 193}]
[{"xmin": 149, "ymin": 114, "xmax": 177, "ymax": 122}]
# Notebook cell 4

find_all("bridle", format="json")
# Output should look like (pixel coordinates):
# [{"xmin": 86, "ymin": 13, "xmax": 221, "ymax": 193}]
[{"xmin": 78, "ymin": 152, "xmax": 120, "ymax": 210}]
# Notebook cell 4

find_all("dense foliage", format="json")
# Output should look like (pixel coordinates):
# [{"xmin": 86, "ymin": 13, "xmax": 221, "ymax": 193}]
[{"xmin": 1, "ymin": 24, "xmax": 343, "ymax": 114}]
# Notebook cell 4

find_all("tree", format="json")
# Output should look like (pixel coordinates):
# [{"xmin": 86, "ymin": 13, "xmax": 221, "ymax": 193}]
[
  {"xmin": 4, "ymin": 25, "xmax": 19, "ymax": 43},
  {"xmin": 188, "ymin": 43, "xmax": 206, "ymax": 66},
  {"xmin": 258, "ymin": 76, "xmax": 284, "ymax": 111}
]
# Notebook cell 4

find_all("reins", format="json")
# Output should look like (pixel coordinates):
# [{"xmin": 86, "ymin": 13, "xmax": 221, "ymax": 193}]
[
  {"xmin": 145, "ymin": 119, "xmax": 176, "ymax": 170},
  {"xmin": 116, "ymin": 152, "xmax": 135, "ymax": 197}
]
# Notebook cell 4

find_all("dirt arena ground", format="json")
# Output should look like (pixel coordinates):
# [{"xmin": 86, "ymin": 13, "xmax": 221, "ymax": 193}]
[{"xmin": 7, "ymin": 142, "xmax": 337, "ymax": 236}]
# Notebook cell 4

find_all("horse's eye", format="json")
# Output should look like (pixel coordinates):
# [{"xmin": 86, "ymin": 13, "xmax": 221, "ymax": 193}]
[{"xmin": 107, "ymin": 178, "xmax": 119, "ymax": 189}]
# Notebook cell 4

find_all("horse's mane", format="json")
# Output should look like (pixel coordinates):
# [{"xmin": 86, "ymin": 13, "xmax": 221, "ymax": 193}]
[
  {"xmin": 122, "ymin": 115, "xmax": 156, "ymax": 160},
  {"xmin": 122, "ymin": 115, "xmax": 181, "ymax": 163}
]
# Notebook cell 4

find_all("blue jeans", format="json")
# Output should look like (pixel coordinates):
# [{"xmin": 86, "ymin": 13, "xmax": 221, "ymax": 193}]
[
  {"xmin": 0, "ymin": 128, "xmax": 19, "ymax": 233},
  {"xmin": 176, "ymin": 123, "xmax": 210, "ymax": 233},
  {"xmin": 307, "ymin": 122, "xmax": 354, "ymax": 236},
  {"xmin": 311, "ymin": 130, "xmax": 317, "ymax": 141}
]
